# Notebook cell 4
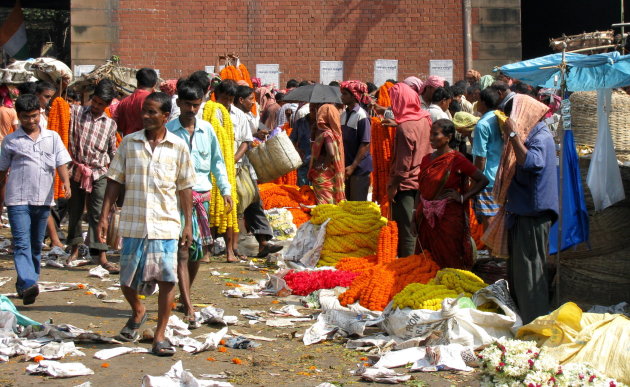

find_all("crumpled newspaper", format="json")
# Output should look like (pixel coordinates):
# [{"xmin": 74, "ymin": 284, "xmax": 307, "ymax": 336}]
[
  {"xmin": 93, "ymin": 346, "xmax": 150, "ymax": 360},
  {"xmin": 26, "ymin": 360, "xmax": 94, "ymax": 378},
  {"xmin": 88, "ymin": 266, "xmax": 110, "ymax": 279},
  {"xmin": 164, "ymin": 315, "xmax": 228, "ymax": 354},
  {"xmin": 354, "ymin": 365, "xmax": 411, "ymax": 384},
  {"xmin": 283, "ymin": 219, "xmax": 329, "ymax": 269},
  {"xmin": 25, "ymin": 341, "xmax": 85, "ymax": 360},
  {"xmin": 142, "ymin": 360, "xmax": 233, "ymax": 387},
  {"xmin": 197, "ymin": 306, "xmax": 237, "ymax": 326}
]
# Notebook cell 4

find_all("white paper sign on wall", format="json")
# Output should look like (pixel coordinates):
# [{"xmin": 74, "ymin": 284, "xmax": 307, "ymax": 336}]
[
  {"xmin": 429, "ymin": 60, "xmax": 454, "ymax": 84},
  {"xmin": 374, "ymin": 59, "xmax": 398, "ymax": 87},
  {"xmin": 320, "ymin": 61, "xmax": 344, "ymax": 85},
  {"xmin": 205, "ymin": 66, "xmax": 215, "ymax": 74},
  {"xmin": 256, "ymin": 64, "xmax": 281, "ymax": 88}
]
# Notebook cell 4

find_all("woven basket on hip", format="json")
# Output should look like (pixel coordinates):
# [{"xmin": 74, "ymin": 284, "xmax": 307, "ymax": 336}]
[
  {"xmin": 570, "ymin": 90, "xmax": 630, "ymax": 151},
  {"xmin": 247, "ymin": 131, "xmax": 303, "ymax": 183}
]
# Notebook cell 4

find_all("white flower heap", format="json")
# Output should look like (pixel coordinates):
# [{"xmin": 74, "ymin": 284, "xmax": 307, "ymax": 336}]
[{"xmin": 478, "ymin": 338, "xmax": 626, "ymax": 387}]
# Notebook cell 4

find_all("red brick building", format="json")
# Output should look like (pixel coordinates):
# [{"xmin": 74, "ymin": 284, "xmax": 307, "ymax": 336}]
[{"xmin": 71, "ymin": 0, "xmax": 522, "ymax": 84}]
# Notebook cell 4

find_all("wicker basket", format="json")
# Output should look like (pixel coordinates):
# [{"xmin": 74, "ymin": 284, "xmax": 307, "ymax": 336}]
[
  {"xmin": 570, "ymin": 90, "xmax": 630, "ymax": 151},
  {"xmin": 556, "ymin": 158, "xmax": 630, "ymax": 307}
]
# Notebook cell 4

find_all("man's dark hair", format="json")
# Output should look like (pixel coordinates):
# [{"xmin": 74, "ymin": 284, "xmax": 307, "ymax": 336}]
[
  {"xmin": 35, "ymin": 81, "xmax": 56, "ymax": 94},
  {"xmin": 454, "ymin": 80, "xmax": 469, "ymax": 90},
  {"xmin": 433, "ymin": 118, "xmax": 459, "ymax": 149},
  {"xmin": 328, "ymin": 81, "xmax": 340, "ymax": 87},
  {"xmin": 136, "ymin": 68, "xmax": 158, "ymax": 88},
  {"xmin": 386, "ymin": 79, "xmax": 397, "ymax": 84},
  {"xmin": 467, "ymin": 84, "xmax": 480, "ymax": 95},
  {"xmin": 177, "ymin": 79, "xmax": 204, "ymax": 101},
  {"xmin": 286, "ymin": 79, "xmax": 299, "ymax": 89},
  {"xmin": 236, "ymin": 85, "xmax": 254, "ymax": 102},
  {"xmin": 450, "ymin": 84, "xmax": 466, "ymax": 97},
  {"xmin": 145, "ymin": 91, "xmax": 172, "ymax": 114},
  {"xmin": 189, "ymin": 70, "xmax": 210, "ymax": 93},
  {"xmin": 93, "ymin": 79, "xmax": 116, "ymax": 104},
  {"xmin": 490, "ymin": 80, "xmax": 509, "ymax": 93},
  {"xmin": 449, "ymin": 99, "xmax": 462, "ymax": 114},
  {"xmin": 366, "ymin": 82, "xmax": 377, "ymax": 94},
  {"xmin": 18, "ymin": 82, "xmax": 36, "ymax": 95},
  {"xmin": 512, "ymin": 81, "xmax": 536, "ymax": 97},
  {"xmin": 479, "ymin": 88, "xmax": 500, "ymax": 110},
  {"xmin": 66, "ymin": 88, "xmax": 79, "ymax": 102},
  {"xmin": 431, "ymin": 87, "xmax": 452, "ymax": 103},
  {"xmin": 214, "ymin": 79, "xmax": 238, "ymax": 97},
  {"xmin": 298, "ymin": 80, "xmax": 310, "ymax": 87},
  {"xmin": 275, "ymin": 92, "xmax": 285, "ymax": 102},
  {"xmin": 15, "ymin": 94, "xmax": 40, "ymax": 114}
]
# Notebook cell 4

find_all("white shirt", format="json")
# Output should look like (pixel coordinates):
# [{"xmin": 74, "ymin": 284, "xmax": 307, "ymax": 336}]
[
  {"xmin": 245, "ymin": 111, "xmax": 260, "ymax": 136},
  {"xmin": 428, "ymin": 104, "xmax": 449, "ymax": 123},
  {"xmin": 229, "ymin": 105, "xmax": 253, "ymax": 164}
]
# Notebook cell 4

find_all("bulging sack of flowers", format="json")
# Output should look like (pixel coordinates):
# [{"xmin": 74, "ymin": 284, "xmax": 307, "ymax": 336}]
[
  {"xmin": 247, "ymin": 131, "xmax": 303, "ymax": 183},
  {"xmin": 380, "ymin": 287, "xmax": 520, "ymax": 348}
]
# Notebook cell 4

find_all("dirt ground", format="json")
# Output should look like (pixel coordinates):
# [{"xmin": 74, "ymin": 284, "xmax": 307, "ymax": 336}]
[{"xmin": 0, "ymin": 228, "xmax": 480, "ymax": 387}]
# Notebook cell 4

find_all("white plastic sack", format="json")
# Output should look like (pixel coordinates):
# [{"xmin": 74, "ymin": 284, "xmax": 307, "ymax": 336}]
[
  {"xmin": 380, "ymin": 296, "xmax": 518, "ymax": 349},
  {"xmin": 28, "ymin": 57, "xmax": 73, "ymax": 84},
  {"xmin": 587, "ymin": 88, "xmax": 626, "ymax": 211}
]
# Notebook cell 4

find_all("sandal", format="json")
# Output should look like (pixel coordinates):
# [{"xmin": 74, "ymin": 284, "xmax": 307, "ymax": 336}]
[
  {"xmin": 101, "ymin": 262, "xmax": 120, "ymax": 274},
  {"xmin": 186, "ymin": 314, "xmax": 201, "ymax": 330},
  {"xmin": 152, "ymin": 340, "xmax": 176, "ymax": 357},
  {"xmin": 256, "ymin": 243, "xmax": 283, "ymax": 258},
  {"xmin": 118, "ymin": 312, "xmax": 148, "ymax": 342}
]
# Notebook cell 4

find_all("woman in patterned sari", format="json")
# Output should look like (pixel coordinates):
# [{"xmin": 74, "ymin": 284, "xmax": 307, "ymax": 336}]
[
  {"xmin": 308, "ymin": 104, "xmax": 346, "ymax": 204},
  {"xmin": 416, "ymin": 119, "xmax": 489, "ymax": 269}
]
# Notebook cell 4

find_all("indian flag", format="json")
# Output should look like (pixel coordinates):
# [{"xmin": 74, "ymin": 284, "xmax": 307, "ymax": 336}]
[{"xmin": 0, "ymin": 0, "xmax": 28, "ymax": 59}]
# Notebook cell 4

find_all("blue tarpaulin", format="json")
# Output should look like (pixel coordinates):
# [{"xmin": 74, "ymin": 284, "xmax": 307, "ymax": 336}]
[{"xmin": 499, "ymin": 52, "xmax": 630, "ymax": 91}]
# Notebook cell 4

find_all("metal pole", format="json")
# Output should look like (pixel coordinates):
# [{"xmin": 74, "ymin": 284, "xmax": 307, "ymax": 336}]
[
  {"xmin": 463, "ymin": 0, "xmax": 473, "ymax": 75},
  {"xmin": 555, "ymin": 48, "xmax": 567, "ymax": 308},
  {"xmin": 622, "ymin": 0, "xmax": 625, "ymax": 37}
]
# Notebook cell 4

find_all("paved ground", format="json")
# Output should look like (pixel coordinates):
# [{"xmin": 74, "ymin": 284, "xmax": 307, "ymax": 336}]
[{"xmin": 0, "ymin": 229, "xmax": 480, "ymax": 387}]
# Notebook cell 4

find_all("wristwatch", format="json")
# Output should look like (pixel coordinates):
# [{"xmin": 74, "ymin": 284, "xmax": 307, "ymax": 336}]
[{"xmin": 509, "ymin": 131, "xmax": 518, "ymax": 139}]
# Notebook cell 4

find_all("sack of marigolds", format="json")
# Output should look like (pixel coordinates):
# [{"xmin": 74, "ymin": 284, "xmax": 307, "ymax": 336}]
[{"xmin": 380, "ymin": 280, "xmax": 521, "ymax": 348}]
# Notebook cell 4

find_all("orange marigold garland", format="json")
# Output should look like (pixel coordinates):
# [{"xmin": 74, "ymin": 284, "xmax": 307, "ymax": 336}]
[
  {"xmin": 238, "ymin": 64, "xmax": 254, "ymax": 88},
  {"xmin": 258, "ymin": 183, "xmax": 315, "ymax": 228},
  {"xmin": 376, "ymin": 81, "xmax": 395, "ymax": 108},
  {"xmin": 377, "ymin": 221, "xmax": 398, "ymax": 264},
  {"xmin": 370, "ymin": 117, "xmax": 397, "ymax": 217},
  {"xmin": 47, "ymin": 97, "xmax": 70, "ymax": 199},
  {"xmin": 469, "ymin": 202, "xmax": 485, "ymax": 250},
  {"xmin": 336, "ymin": 251, "xmax": 440, "ymax": 311}
]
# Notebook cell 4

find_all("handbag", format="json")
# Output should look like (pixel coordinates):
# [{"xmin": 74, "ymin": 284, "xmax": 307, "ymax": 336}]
[
  {"xmin": 106, "ymin": 205, "xmax": 122, "ymax": 250},
  {"xmin": 246, "ymin": 131, "xmax": 303, "ymax": 183},
  {"xmin": 236, "ymin": 165, "xmax": 259, "ymax": 214}
]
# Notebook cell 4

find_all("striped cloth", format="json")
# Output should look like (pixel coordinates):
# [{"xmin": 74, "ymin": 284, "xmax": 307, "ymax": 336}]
[
  {"xmin": 119, "ymin": 237, "xmax": 178, "ymax": 296},
  {"xmin": 474, "ymin": 187, "xmax": 500, "ymax": 217}
]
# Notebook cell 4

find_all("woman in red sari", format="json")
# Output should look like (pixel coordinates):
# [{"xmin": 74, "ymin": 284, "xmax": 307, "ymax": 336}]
[
  {"xmin": 308, "ymin": 104, "xmax": 346, "ymax": 204},
  {"xmin": 417, "ymin": 119, "xmax": 489, "ymax": 269}
]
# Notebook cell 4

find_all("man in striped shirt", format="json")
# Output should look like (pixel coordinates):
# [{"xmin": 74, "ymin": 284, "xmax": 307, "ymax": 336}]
[{"xmin": 66, "ymin": 80, "xmax": 119, "ymax": 272}]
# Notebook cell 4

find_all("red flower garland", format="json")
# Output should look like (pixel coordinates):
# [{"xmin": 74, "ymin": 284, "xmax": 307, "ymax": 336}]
[{"xmin": 283, "ymin": 270, "xmax": 360, "ymax": 296}]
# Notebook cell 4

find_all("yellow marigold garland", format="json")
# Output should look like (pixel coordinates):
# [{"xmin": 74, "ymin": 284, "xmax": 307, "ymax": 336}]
[{"xmin": 203, "ymin": 101, "xmax": 239, "ymax": 233}]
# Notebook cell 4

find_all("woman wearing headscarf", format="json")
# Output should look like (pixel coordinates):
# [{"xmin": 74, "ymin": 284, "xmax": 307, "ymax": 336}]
[
  {"xmin": 416, "ymin": 119, "xmax": 489, "ymax": 269},
  {"xmin": 387, "ymin": 83, "xmax": 433, "ymax": 257},
  {"xmin": 256, "ymin": 86, "xmax": 280, "ymax": 131},
  {"xmin": 308, "ymin": 104, "xmax": 346, "ymax": 204}
]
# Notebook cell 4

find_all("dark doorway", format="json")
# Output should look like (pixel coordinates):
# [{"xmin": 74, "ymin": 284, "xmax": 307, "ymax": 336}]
[{"xmin": 522, "ymin": 0, "xmax": 629, "ymax": 59}]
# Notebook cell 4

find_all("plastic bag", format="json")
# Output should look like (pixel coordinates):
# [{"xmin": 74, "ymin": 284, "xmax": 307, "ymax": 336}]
[
  {"xmin": 264, "ymin": 208, "xmax": 297, "ymax": 240},
  {"xmin": 587, "ymin": 88, "xmax": 625, "ymax": 211},
  {"xmin": 284, "ymin": 219, "xmax": 329, "ymax": 269}
]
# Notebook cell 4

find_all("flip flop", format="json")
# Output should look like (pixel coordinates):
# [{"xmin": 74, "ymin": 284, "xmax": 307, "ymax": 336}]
[
  {"xmin": 152, "ymin": 340, "xmax": 176, "ymax": 357},
  {"xmin": 256, "ymin": 244, "xmax": 283, "ymax": 258},
  {"xmin": 118, "ymin": 312, "xmax": 148, "ymax": 342}
]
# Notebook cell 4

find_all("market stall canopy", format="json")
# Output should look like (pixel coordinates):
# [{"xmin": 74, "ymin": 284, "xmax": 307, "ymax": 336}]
[{"xmin": 499, "ymin": 52, "xmax": 630, "ymax": 91}]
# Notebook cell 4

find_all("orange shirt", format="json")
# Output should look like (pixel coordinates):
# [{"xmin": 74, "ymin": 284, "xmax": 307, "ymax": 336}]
[{"xmin": 0, "ymin": 106, "xmax": 18, "ymax": 141}]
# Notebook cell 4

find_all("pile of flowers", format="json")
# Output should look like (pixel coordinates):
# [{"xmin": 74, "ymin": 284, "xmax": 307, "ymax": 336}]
[
  {"xmin": 479, "ymin": 338, "xmax": 625, "ymax": 387},
  {"xmin": 258, "ymin": 183, "xmax": 315, "ymax": 227},
  {"xmin": 311, "ymin": 201, "xmax": 387, "ymax": 266},
  {"xmin": 283, "ymin": 269, "xmax": 360, "ymax": 296},
  {"xmin": 335, "ymin": 252, "xmax": 439, "ymax": 311}
]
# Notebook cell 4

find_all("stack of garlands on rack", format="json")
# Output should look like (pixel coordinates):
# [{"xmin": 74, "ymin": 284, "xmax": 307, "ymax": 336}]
[
  {"xmin": 202, "ymin": 101, "xmax": 239, "ymax": 233},
  {"xmin": 310, "ymin": 201, "xmax": 388, "ymax": 266},
  {"xmin": 335, "ymin": 249, "xmax": 440, "ymax": 311},
  {"xmin": 272, "ymin": 123, "xmax": 297, "ymax": 185},
  {"xmin": 47, "ymin": 97, "xmax": 70, "ymax": 199},
  {"xmin": 392, "ymin": 268, "xmax": 488, "ymax": 310},
  {"xmin": 370, "ymin": 117, "xmax": 396, "ymax": 217},
  {"xmin": 258, "ymin": 183, "xmax": 315, "ymax": 227}
]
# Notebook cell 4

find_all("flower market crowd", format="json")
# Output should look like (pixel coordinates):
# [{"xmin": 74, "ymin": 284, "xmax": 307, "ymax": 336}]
[{"xmin": 0, "ymin": 65, "xmax": 566, "ymax": 358}]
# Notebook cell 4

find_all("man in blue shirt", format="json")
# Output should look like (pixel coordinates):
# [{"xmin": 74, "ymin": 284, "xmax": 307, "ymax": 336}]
[
  {"xmin": 503, "ymin": 97, "xmax": 558, "ymax": 324},
  {"xmin": 472, "ymin": 88, "xmax": 503, "ymax": 231},
  {"xmin": 166, "ymin": 80, "xmax": 233, "ymax": 326},
  {"xmin": 339, "ymin": 81, "xmax": 372, "ymax": 201}
]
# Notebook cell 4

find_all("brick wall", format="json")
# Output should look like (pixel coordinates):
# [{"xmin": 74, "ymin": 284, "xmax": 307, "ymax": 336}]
[{"xmin": 108, "ymin": 0, "xmax": 466, "ymax": 85}]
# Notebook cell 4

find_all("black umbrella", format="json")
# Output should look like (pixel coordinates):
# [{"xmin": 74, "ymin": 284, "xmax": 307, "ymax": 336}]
[{"xmin": 282, "ymin": 84, "xmax": 341, "ymax": 104}]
